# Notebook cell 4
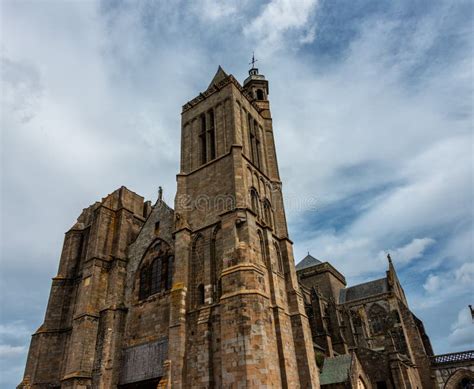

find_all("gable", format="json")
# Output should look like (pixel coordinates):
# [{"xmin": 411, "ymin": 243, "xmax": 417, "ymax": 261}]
[{"xmin": 207, "ymin": 66, "xmax": 228, "ymax": 89}]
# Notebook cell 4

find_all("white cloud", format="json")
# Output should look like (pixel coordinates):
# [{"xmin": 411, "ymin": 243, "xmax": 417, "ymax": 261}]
[
  {"xmin": 1, "ymin": 0, "xmax": 472, "ymax": 385},
  {"xmin": 379, "ymin": 238, "xmax": 436, "ymax": 265},
  {"xmin": 416, "ymin": 263, "xmax": 473, "ymax": 309},
  {"xmin": 423, "ymin": 274, "xmax": 441, "ymax": 293},
  {"xmin": 191, "ymin": 0, "xmax": 242, "ymax": 21},
  {"xmin": 244, "ymin": 0, "xmax": 318, "ymax": 56},
  {"xmin": 0, "ymin": 322, "xmax": 31, "ymax": 339},
  {"xmin": 448, "ymin": 307, "xmax": 474, "ymax": 348},
  {"xmin": 0, "ymin": 345, "xmax": 26, "ymax": 358},
  {"xmin": 454, "ymin": 262, "xmax": 474, "ymax": 285}
]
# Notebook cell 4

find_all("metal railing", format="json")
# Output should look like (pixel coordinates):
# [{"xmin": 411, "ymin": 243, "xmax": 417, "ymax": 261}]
[{"xmin": 430, "ymin": 350, "xmax": 474, "ymax": 365}]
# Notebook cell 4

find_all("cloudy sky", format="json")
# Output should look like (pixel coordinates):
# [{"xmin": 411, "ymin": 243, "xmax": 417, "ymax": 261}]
[{"xmin": 1, "ymin": 0, "xmax": 473, "ymax": 385}]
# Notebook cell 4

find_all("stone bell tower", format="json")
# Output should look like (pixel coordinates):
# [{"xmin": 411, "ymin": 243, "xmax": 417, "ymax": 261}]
[{"xmin": 169, "ymin": 65, "xmax": 319, "ymax": 388}]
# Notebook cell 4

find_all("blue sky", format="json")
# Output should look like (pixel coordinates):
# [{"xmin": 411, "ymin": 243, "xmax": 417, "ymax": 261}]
[{"xmin": 1, "ymin": 0, "xmax": 473, "ymax": 386}]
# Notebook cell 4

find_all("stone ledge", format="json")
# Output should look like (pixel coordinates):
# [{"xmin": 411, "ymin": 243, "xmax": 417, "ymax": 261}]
[{"xmin": 220, "ymin": 289, "xmax": 269, "ymax": 301}]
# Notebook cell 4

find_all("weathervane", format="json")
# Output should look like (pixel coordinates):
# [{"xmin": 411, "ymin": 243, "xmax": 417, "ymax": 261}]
[{"xmin": 249, "ymin": 52, "xmax": 258, "ymax": 69}]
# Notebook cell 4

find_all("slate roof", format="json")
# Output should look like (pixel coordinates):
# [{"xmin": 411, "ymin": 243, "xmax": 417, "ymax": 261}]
[
  {"xmin": 296, "ymin": 254, "xmax": 323, "ymax": 270},
  {"xmin": 319, "ymin": 354, "xmax": 353, "ymax": 385},
  {"xmin": 339, "ymin": 277, "xmax": 388, "ymax": 303}
]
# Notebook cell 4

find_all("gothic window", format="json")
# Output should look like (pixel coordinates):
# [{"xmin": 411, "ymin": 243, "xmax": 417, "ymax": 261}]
[
  {"xmin": 258, "ymin": 230, "xmax": 266, "ymax": 263},
  {"xmin": 392, "ymin": 327, "xmax": 408, "ymax": 356},
  {"xmin": 197, "ymin": 284, "xmax": 205, "ymax": 305},
  {"xmin": 256, "ymin": 89, "xmax": 264, "ymax": 100},
  {"xmin": 263, "ymin": 199, "xmax": 273, "ymax": 228},
  {"xmin": 250, "ymin": 188, "xmax": 260, "ymax": 216},
  {"xmin": 191, "ymin": 234, "xmax": 205, "ymax": 307},
  {"xmin": 138, "ymin": 239, "xmax": 173, "ymax": 301},
  {"xmin": 391, "ymin": 309, "xmax": 401, "ymax": 324},
  {"xmin": 200, "ymin": 114, "xmax": 207, "ymax": 164},
  {"xmin": 210, "ymin": 226, "xmax": 223, "ymax": 302},
  {"xmin": 248, "ymin": 114, "xmax": 256, "ymax": 163},
  {"xmin": 139, "ymin": 265, "xmax": 150, "ymax": 300},
  {"xmin": 274, "ymin": 241, "xmax": 284, "ymax": 273},
  {"xmin": 254, "ymin": 120, "xmax": 261, "ymax": 169},
  {"xmin": 150, "ymin": 257, "xmax": 162, "ymax": 294},
  {"xmin": 368, "ymin": 304, "xmax": 387, "ymax": 335},
  {"xmin": 208, "ymin": 109, "xmax": 216, "ymax": 160}
]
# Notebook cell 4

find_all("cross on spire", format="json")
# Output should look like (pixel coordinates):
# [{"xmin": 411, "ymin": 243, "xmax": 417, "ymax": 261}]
[{"xmin": 249, "ymin": 52, "xmax": 258, "ymax": 69}]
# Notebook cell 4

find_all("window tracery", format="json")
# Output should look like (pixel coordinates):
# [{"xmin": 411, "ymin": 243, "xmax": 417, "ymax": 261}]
[
  {"xmin": 368, "ymin": 304, "xmax": 387, "ymax": 335},
  {"xmin": 138, "ymin": 239, "xmax": 173, "ymax": 300}
]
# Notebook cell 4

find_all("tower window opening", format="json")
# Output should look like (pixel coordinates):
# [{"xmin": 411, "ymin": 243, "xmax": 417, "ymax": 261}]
[
  {"xmin": 198, "ymin": 284, "xmax": 205, "ymax": 305},
  {"xmin": 256, "ymin": 89, "xmax": 264, "ymax": 100},
  {"xmin": 248, "ymin": 114, "xmax": 254, "ymax": 163},
  {"xmin": 263, "ymin": 199, "xmax": 273, "ymax": 228},
  {"xmin": 200, "ymin": 114, "xmax": 207, "ymax": 164},
  {"xmin": 208, "ymin": 109, "xmax": 216, "ymax": 160},
  {"xmin": 274, "ymin": 242, "xmax": 284, "ymax": 273},
  {"xmin": 250, "ymin": 188, "xmax": 259, "ymax": 216},
  {"xmin": 254, "ymin": 121, "xmax": 261, "ymax": 169}
]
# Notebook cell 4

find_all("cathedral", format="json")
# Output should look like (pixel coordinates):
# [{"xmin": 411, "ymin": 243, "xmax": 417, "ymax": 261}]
[{"xmin": 18, "ymin": 66, "xmax": 473, "ymax": 389}]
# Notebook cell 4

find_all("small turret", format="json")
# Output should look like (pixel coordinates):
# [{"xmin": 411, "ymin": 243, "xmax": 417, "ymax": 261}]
[{"xmin": 243, "ymin": 53, "xmax": 269, "ymax": 105}]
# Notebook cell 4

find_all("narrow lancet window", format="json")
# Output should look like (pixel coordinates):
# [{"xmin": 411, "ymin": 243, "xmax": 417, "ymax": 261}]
[
  {"xmin": 254, "ymin": 121, "xmax": 261, "ymax": 169},
  {"xmin": 248, "ymin": 114, "xmax": 255, "ymax": 163},
  {"xmin": 274, "ymin": 242, "xmax": 284, "ymax": 273},
  {"xmin": 198, "ymin": 284, "xmax": 205, "ymax": 305},
  {"xmin": 263, "ymin": 199, "xmax": 273, "ymax": 228},
  {"xmin": 208, "ymin": 109, "xmax": 216, "ymax": 160},
  {"xmin": 250, "ymin": 188, "xmax": 259, "ymax": 216},
  {"xmin": 200, "ymin": 114, "xmax": 207, "ymax": 164}
]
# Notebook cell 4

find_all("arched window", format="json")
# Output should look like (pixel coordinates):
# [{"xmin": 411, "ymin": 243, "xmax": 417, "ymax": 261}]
[
  {"xmin": 274, "ymin": 242, "xmax": 284, "ymax": 273},
  {"xmin": 263, "ymin": 199, "xmax": 273, "ymax": 228},
  {"xmin": 256, "ymin": 89, "xmax": 264, "ymax": 100},
  {"xmin": 391, "ymin": 327, "xmax": 408, "ymax": 355},
  {"xmin": 248, "ymin": 114, "xmax": 256, "ymax": 163},
  {"xmin": 138, "ymin": 239, "xmax": 173, "ymax": 300},
  {"xmin": 211, "ymin": 226, "xmax": 222, "ymax": 302},
  {"xmin": 139, "ymin": 265, "xmax": 150, "ymax": 300},
  {"xmin": 258, "ymin": 231, "xmax": 266, "ymax": 263},
  {"xmin": 198, "ymin": 284, "xmax": 205, "ymax": 305},
  {"xmin": 150, "ymin": 257, "xmax": 162, "ymax": 294},
  {"xmin": 200, "ymin": 114, "xmax": 207, "ymax": 164},
  {"xmin": 208, "ymin": 109, "xmax": 216, "ymax": 160},
  {"xmin": 368, "ymin": 304, "xmax": 387, "ymax": 335},
  {"xmin": 254, "ymin": 120, "xmax": 261, "ymax": 169},
  {"xmin": 191, "ymin": 234, "xmax": 205, "ymax": 307},
  {"xmin": 250, "ymin": 188, "xmax": 260, "ymax": 216}
]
